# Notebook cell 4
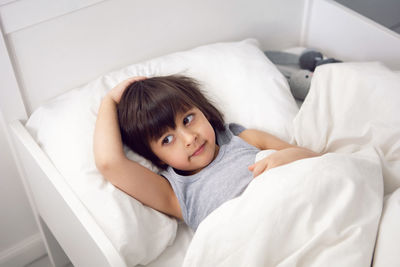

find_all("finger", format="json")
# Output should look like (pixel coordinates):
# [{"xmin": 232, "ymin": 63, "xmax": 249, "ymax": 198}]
[
  {"xmin": 252, "ymin": 162, "xmax": 268, "ymax": 178},
  {"xmin": 264, "ymin": 164, "xmax": 273, "ymax": 171},
  {"xmin": 112, "ymin": 76, "xmax": 147, "ymax": 103},
  {"xmin": 250, "ymin": 159, "xmax": 265, "ymax": 177},
  {"xmin": 253, "ymin": 166, "xmax": 262, "ymax": 178},
  {"xmin": 248, "ymin": 163, "xmax": 255, "ymax": 171},
  {"xmin": 122, "ymin": 76, "xmax": 146, "ymax": 86},
  {"xmin": 130, "ymin": 76, "xmax": 147, "ymax": 82}
]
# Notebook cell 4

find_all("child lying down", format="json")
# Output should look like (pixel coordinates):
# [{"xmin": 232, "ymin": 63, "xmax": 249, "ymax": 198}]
[{"xmin": 93, "ymin": 75, "xmax": 320, "ymax": 230}]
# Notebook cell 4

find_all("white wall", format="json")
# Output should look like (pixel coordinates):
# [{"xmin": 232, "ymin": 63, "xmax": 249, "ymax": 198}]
[{"xmin": 0, "ymin": 111, "xmax": 45, "ymax": 267}]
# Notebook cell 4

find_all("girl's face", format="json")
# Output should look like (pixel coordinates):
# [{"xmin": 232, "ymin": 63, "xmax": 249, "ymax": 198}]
[{"xmin": 150, "ymin": 107, "xmax": 218, "ymax": 175}]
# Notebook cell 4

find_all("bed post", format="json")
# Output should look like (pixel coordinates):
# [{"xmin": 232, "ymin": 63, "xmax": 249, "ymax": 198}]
[
  {"xmin": 0, "ymin": 23, "xmax": 27, "ymax": 122},
  {"xmin": 300, "ymin": 0, "xmax": 313, "ymax": 46},
  {"xmin": 0, "ymin": 25, "xmax": 71, "ymax": 267}
]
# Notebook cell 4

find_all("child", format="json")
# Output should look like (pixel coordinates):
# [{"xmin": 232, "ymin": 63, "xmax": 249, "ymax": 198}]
[{"xmin": 94, "ymin": 75, "xmax": 319, "ymax": 230}]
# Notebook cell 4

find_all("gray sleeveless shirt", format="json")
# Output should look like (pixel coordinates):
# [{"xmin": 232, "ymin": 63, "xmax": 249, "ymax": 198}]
[{"xmin": 161, "ymin": 124, "xmax": 260, "ymax": 230}]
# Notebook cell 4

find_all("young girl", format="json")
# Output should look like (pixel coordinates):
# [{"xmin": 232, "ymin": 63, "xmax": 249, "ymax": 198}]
[{"xmin": 94, "ymin": 75, "xmax": 319, "ymax": 230}]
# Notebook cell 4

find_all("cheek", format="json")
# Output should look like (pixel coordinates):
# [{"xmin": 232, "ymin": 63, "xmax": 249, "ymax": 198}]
[
  {"xmin": 154, "ymin": 149, "xmax": 170, "ymax": 163},
  {"xmin": 156, "ymin": 146, "xmax": 185, "ymax": 166},
  {"xmin": 205, "ymin": 123, "xmax": 216, "ymax": 142},
  {"xmin": 150, "ymin": 143, "xmax": 167, "ymax": 162}
]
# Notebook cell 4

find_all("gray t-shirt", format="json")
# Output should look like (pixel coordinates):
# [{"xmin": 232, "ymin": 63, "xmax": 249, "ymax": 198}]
[{"xmin": 161, "ymin": 124, "xmax": 260, "ymax": 230}]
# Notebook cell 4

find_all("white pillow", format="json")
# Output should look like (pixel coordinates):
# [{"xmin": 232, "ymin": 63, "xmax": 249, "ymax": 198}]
[{"xmin": 26, "ymin": 38, "xmax": 298, "ymax": 266}]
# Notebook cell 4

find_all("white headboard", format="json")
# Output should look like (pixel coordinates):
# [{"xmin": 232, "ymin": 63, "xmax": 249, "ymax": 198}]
[
  {"xmin": 0, "ymin": 0, "xmax": 305, "ymax": 121},
  {"xmin": 1, "ymin": 0, "xmax": 400, "ymax": 123}
]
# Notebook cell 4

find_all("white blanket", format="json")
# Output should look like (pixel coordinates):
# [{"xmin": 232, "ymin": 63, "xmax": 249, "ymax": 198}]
[
  {"xmin": 182, "ymin": 62, "xmax": 400, "ymax": 266},
  {"xmin": 183, "ymin": 150, "xmax": 382, "ymax": 267}
]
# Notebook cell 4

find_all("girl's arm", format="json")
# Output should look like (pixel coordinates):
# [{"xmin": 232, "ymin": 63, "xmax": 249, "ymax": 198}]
[
  {"xmin": 239, "ymin": 129, "xmax": 294, "ymax": 151},
  {"xmin": 94, "ymin": 77, "xmax": 182, "ymax": 219},
  {"xmin": 239, "ymin": 129, "xmax": 320, "ymax": 177}
]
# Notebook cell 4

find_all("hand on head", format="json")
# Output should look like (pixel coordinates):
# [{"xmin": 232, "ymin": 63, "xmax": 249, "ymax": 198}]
[{"xmin": 109, "ymin": 76, "xmax": 147, "ymax": 103}]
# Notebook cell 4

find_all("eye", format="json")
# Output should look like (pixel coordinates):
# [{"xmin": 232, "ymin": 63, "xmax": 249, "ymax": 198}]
[
  {"xmin": 183, "ymin": 114, "xmax": 194, "ymax": 125},
  {"xmin": 162, "ymin": 135, "xmax": 173, "ymax": 145}
]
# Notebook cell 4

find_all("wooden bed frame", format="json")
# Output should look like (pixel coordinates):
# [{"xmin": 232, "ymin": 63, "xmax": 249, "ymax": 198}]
[{"xmin": 1, "ymin": 0, "xmax": 399, "ymax": 266}]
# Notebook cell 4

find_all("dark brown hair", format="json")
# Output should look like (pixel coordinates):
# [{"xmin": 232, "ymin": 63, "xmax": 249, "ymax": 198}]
[{"xmin": 117, "ymin": 75, "xmax": 225, "ymax": 169}]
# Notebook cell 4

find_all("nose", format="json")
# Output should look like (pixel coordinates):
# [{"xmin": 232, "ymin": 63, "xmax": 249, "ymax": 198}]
[{"xmin": 180, "ymin": 128, "xmax": 197, "ymax": 147}]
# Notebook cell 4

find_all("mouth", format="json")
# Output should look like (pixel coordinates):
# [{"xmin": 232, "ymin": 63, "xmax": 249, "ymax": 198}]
[{"xmin": 191, "ymin": 143, "xmax": 205, "ymax": 157}]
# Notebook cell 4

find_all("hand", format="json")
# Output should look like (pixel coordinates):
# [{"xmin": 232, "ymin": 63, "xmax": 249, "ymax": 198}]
[
  {"xmin": 108, "ymin": 76, "xmax": 147, "ymax": 103},
  {"xmin": 248, "ymin": 147, "xmax": 320, "ymax": 178}
]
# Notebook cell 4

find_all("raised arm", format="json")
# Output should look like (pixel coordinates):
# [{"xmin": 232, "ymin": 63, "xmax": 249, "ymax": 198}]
[
  {"xmin": 93, "ymin": 77, "xmax": 182, "ymax": 219},
  {"xmin": 239, "ymin": 129, "xmax": 320, "ymax": 177}
]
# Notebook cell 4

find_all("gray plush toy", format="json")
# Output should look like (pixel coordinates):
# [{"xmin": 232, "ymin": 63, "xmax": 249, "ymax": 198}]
[
  {"xmin": 264, "ymin": 49, "xmax": 341, "ymax": 101},
  {"xmin": 288, "ymin": 69, "xmax": 313, "ymax": 100}
]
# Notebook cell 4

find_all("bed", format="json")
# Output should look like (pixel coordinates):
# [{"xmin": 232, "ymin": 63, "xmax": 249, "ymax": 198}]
[{"xmin": 1, "ymin": 0, "xmax": 400, "ymax": 266}]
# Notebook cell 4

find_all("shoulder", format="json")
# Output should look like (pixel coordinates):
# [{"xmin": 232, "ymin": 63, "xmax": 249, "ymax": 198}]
[
  {"xmin": 216, "ymin": 123, "xmax": 246, "ymax": 145},
  {"xmin": 228, "ymin": 123, "xmax": 246, "ymax": 136}
]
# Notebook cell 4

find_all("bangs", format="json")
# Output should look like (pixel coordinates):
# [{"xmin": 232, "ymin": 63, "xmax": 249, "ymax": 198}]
[{"xmin": 143, "ymin": 92, "xmax": 194, "ymax": 141}]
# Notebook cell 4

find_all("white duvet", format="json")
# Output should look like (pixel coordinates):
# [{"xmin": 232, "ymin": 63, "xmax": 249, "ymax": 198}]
[{"xmin": 183, "ymin": 62, "xmax": 400, "ymax": 266}]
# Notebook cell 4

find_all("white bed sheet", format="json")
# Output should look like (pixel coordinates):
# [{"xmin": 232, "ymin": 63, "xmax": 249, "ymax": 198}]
[{"xmin": 141, "ymin": 223, "xmax": 193, "ymax": 267}]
